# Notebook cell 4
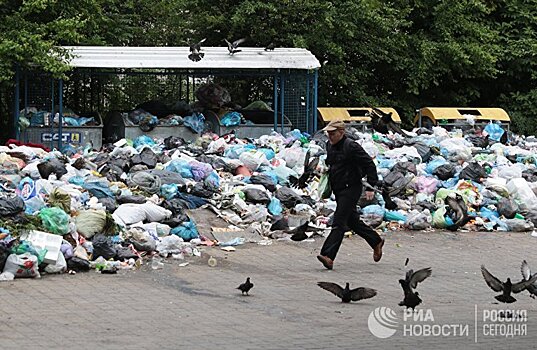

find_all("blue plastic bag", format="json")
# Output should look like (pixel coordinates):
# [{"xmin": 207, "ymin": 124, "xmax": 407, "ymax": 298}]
[
  {"xmin": 170, "ymin": 220, "xmax": 199, "ymax": 241},
  {"xmin": 484, "ymin": 122, "xmax": 505, "ymax": 142},
  {"xmin": 268, "ymin": 198, "xmax": 283, "ymax": 216},
  {"xmin": 133, "ymin": 135, "xmax": 156, "ymax": 149},
  {"xmin": 220, "ymin": 112, "xmax": 242, "ymax": 126}
]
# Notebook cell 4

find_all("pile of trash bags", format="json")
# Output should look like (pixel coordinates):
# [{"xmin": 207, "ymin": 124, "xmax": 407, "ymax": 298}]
[{"xmin": 0, "ymin": 120, "xmax": 536, "ymax": 280}]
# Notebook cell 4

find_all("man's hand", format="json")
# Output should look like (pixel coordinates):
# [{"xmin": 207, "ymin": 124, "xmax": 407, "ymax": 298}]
[{"xmin": 365, "ymin": 190, "xmax": 375, "ymax": 201}]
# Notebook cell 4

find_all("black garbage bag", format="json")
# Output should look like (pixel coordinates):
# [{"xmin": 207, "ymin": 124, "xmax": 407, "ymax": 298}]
[
  {"xmin": 146, "ymin": 169, "xmax": 186, "ymax": 186},
  {"xmin": 99, "ymin": 163, "xmax": 124, "ymax": 182},
  {"xmin": 433, "ymin": 163, "xmax": 456, "ymax": 180},
  {"xmin": 250, "ymin": 174, "xmax": 277, "ymax": 192},
  {"xmin": 37, "ymin": 158, "xmax": 67, "ymax": 179},
  {"xmin": 411, "ymin": 142, "xmax": 432, "ymax": 162},
  {"xmin": 161, "ymin": 198, "xmax": 189, "ymax": 218},
  {"xmin": 243, "ymin": 188, "xmax": 271, "ymax": 204},
  {"xmin": 67, "ymin": 257, "xmax": 91, "ymax": 272},
  {"xmin": 116, "ymin": 245, "xmax": 139, "ymax": 260},
  {"xmin": 0, "ymin": 243, "xmax": 11, "ymax": 272},
  {"xmin": 383, "ymin": 171, "xmax": 414, "ymax": 196},
  {"xmin": 460, "ymin": 162, "xmax": 487, "ymax": 182},
  {"xmin": 195, "ymin": 83, "xmax": 231, "ymax": 108},
  {"xmin": 98, "ymin": 197, "xmax": 118, "ymax": 212},
  {"xmin": 190, "ymin": 182, "xmax": 216, "ymax": 198},
  {"xmin": 275, "ymin": 187, "xmax": 305, "ymax": 208},
  {"xmin": 392, "ymin": 161, "xmax": 417, "ymax": 175},
  {"xmin": 117, "ymin": 194, "xmax": 147, "ymax": 204},
  {"xmin": 522, "ymin": 168, "xmax": 537, "ymax": 183},
  {"xmin": 163, "ymin": 136, "xmax": 186, "ymax": 150},
  {"xmin": 497, "ymin": 198, "xmax": 518, "ymax": 219},
  {"xmin": 92, "ymin": 234, "xmax": 117, "ymax": 260},
  {"xmin": 467, "ymin": 135, "xmax": 489, "ymax": 148},
  {"xmin": 0, "ymin": 196, "xmax": 25, "ymax": 217},
  {"xmin": 131, "ymin": 147, "xmax": 158, "ymax": 168}
]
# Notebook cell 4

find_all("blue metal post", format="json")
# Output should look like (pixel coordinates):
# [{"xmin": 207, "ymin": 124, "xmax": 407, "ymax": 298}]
[
  {"xmin": 280, "ymin": 75, "xmax": 285, "ymax": 133},
  {"xmin": 273, "ymin": 75, "xmax": 278, "ymax": 131},
  {"xmin": 50, "ymin": 79, "xmax": 55, "ymax": 149},
  {"xmin": 313, "ymin": 69, "xmax": 319, "ymax": 132},
  {"xmin": 58, "ymin": 79, "xmax": 63, "ymax": 151},
  {"xmin": 14, "ymin": 66, "xmax": 20, "ymax": 140},
  {"xmin": 305, "ymin": 73, "xmax": 310, "ymax": 134}
]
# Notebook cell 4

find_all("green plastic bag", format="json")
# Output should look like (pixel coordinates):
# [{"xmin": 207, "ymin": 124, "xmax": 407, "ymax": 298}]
[
  {"xmin": 318, "ymin": 172, "xmax": 332, "ymax": 199},
  {"xmin": 39, "ymin": 207, "xmax": 70, "ymax": 235}
]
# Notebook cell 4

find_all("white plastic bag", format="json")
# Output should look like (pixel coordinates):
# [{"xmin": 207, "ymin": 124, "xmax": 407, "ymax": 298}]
[{"xmin": 3, "ymin": 253, "xmax": 40, "ymax": 278}]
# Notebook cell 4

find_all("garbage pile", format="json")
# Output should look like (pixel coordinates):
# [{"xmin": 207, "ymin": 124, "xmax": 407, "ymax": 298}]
[{"xmin": 0, "ymin": 121, "xmax": 536, "ymax": 280}]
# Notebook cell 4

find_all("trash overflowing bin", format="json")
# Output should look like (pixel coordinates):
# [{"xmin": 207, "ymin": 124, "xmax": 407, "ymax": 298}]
[{"xmin": 1, "ymin": 115, "xmax": 536, "ymax": 283}]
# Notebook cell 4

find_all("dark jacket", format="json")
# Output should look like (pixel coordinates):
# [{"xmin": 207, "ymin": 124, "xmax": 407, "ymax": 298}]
[{"xmin": 326, "ymin": 136, "xmax": 378, "ymax": 192}]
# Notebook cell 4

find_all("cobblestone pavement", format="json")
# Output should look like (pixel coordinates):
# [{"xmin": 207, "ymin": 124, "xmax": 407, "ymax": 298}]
[{"xmin": 1, "ymin": 230, "xmax": 536, "ymax": 349}]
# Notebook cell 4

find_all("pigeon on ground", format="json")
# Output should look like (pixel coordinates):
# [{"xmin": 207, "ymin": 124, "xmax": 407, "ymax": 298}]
[
  {"xmin": 287, "ymin": 221, "xmax": 325, "ymax": 241},
  {"xmin": 188, "ymin": 38, "xmax": 206, "ymax": 62},
  {"xmin": 237, "ymin": 277, "xmax": 254, "ymax": 295},
  {"xmin": 520, "ymin": 260, "xmax": 537, "ymax": 299},
  {"xmin": 481, "ymin": 265, "xmax": 537, "ymax": 303},
  {"xmin": 317, "ymin": 282, "xmax": 377, "ymax": 303},
  {"xmin": 264, "ymin": 42, "xmax": 275, "ymax": 51},
  {"xmin": 225, "ymin": 38, "xmax": 246, "ymax": 55},
  {"xmin": 444, "ymin": 193, "xmax": 470, "ymax": 231},
  {"xmin": 289, "ymin": 150, "xmax": 319, "ymax": 189},
  {"xmin": 399, "ymin": 267, "xmax": 432, "ymax": 310}
]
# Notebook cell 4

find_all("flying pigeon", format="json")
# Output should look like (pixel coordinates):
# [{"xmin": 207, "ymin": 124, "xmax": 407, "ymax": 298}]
[
  {"xmin": 520, "ymin": 260, "xmax": 537, "ymax": 299},
  {"xmin": 481, "ymin": 265, "xmax": 537, "ymax": 303},
  {"xmin": 399, "ymin": 267, "xmax": 432, "ymax": 310},
  {"xmin": 225, "ymin": 38, "xmax": 246, "ymax": 55},
  {"xmin": 289, "ymin": 150, "xmax": 319, "ymax": 189},
  {"xmin": 368, "ymin": 107, "xmax": 410, "ymax": 136},
  {"xmin": 188, "ymin": 38, "xmax": 206, "ymax": 62},
  {"xmin": 317, "ymin": 282, "xmax": 377, "ymax": 303},
  {"xmin": 237, "ymin": 277, "xmax": 254, "ymax": 295}
]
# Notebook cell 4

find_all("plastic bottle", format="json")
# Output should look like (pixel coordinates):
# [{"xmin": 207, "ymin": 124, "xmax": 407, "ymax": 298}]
[
  {"xmin": 151, "ymin": 256, "xmax": 164, "ymax": 270},
  {"xmin": 207, "ymin": 256, "xmax": 217, "ymax": 267}
]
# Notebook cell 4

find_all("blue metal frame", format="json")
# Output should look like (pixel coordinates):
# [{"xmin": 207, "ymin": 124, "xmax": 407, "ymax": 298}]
[
  {"xmin": 14, "ymin": 67, "xmax": 319, "ymax": 149},
  {"xmin": 13, "ymin": 66, "xmax": 20, "ymax": 140}
]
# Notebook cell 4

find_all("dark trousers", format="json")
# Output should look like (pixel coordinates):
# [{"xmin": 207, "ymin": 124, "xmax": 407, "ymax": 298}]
[{"xmin": 320, "ymin": 186, "xmax": 382, "ymax": 260}]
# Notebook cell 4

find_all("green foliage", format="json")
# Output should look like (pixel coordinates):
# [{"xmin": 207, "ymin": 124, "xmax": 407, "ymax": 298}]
[{"xmin": 1, "ymin": 0, "xmax": 537, "ymax": 135}]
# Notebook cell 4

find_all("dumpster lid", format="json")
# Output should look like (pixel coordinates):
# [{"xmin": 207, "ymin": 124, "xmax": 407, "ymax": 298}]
[
  {"xmin": 418, "ymin": 107, "xmax": 511, "ymax": 122},
  {"xmin": 61, "ymin": 46, "xmax": 321, "ymax": 70},
  {"xmin": 318, "ymin": 107, "xmax": 401, "ymax": 123}
]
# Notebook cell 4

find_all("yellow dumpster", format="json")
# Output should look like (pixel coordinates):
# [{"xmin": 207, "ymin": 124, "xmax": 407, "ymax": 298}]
[
  {"xmin": 317, "ymin": 107, "xmax": 401, "ymax": 129},
  {"xmin": 414, "ymin": 107, "xmax": 511, "ymax": 128}
]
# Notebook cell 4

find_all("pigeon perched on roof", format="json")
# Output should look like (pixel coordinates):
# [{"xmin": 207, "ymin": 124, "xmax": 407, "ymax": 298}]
[
  {"xmin": 225, "ymin": 38, "xmax": 246, "ymax": 55},
  {"xmin": 188, "ymin": 38, "xmax": 206, "ymax": 62},
  {"xmin": 317, "ymin": 282, "xmax": 377, "ymax": 303},
  {"xmin": 520, "ymin": 260, "xmax": 537, "ymax": 299},
  {"xmin": 237, "ymin": 277, "xmax": 254, "ymax": 295},
  {"xmin": 399, "ymin": 267, "xmax": 432, "ymax": 310},
  {"xmin": 264, "ymin": 42, "xmax": 275, "ymax": 51},
  {"xmin": 481, "ymin": 265, "xmax": 537, "ymax": 303}
]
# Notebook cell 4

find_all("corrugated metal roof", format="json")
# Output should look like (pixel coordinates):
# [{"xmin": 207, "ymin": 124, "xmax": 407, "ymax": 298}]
[{"xmin": 61, "ymin": 46, "xmax": 321, "ymax": 70}]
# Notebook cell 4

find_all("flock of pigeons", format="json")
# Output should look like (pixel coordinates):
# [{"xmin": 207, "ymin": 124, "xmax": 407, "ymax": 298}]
[
  {"xmin": 188, "ymin": 38, "xmax": 274, "ymax": 62},
  {"xmin": 235, "ymin": 259, "xmax": 537, "ymax": 310}
]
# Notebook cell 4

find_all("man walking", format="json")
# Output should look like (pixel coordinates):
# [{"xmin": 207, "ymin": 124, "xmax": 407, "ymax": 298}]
[{"xmin": 317, "ymin": 120, "xmax": 384, "ymax": 270}]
